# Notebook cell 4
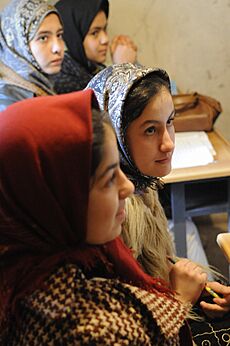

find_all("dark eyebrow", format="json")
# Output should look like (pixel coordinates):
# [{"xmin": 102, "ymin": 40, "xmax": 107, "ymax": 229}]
[
  {"xmin": 140, "ymin": 109, "xmax": 176, "ymax": 128},
  {"xmin": 89, "ymin": 24, "xmax": 107, "ymax": 31},
  {"xmin": 36, "ymin": 28, "xmax": 63, "ymax": 36},
  {"xmin": 97, "ymin": 162, "xmax": 118, "ymax": 180},
  {"xmin": 36, "ymin": 30, "xmax": 51, "ymax": 35}
]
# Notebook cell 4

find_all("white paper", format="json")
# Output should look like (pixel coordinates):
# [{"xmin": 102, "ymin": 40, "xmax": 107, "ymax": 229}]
[{"xmin": 172, "ymin": 131, "xmax": 216, "ymax": 169}]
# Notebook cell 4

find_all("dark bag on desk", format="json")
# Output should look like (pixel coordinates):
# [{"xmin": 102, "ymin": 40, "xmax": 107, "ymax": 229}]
[{"xmin": 172, "ymin": 93, "xmax": 222, "ymax": 132}]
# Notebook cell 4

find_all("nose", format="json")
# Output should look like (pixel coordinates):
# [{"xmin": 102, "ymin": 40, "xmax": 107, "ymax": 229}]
[
  {"xmin": 51, "ymin": 38, "xmax": 63, "ymax": 55},
  {"xmin": 99, "ymin": 31, "xmax": 109, "ymax": 45},
  {"xmin": 119, "ymin": 169, "xmax": 134, "ymax": 199},
  {"xmin": 160, "ymin": 128, "xmax": 175, "ymax": 153}
]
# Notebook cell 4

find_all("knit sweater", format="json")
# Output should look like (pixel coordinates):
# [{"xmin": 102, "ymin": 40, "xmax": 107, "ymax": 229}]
[{"xmin": 2, "ymin": 264, "xmax": 192, "ymax": 345}]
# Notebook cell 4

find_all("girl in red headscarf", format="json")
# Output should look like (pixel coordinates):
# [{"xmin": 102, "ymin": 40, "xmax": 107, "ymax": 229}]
[{"xmin": 0, "ymin": 90, "xmax": 201, "ymax": 344}]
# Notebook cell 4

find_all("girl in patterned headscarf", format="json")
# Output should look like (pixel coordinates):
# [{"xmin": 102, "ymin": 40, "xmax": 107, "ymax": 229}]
[
  {"xmin": 0, "ymin": 89, "xmax": 199, "ymax": 345},
  {"xmin": 87, "ymin": 63, "xmax": 230, "ymax": 346},
  {"xmin": 87, "ymin": 63, "xmax": 177, "ymax": 281},
  {"xmin": 0, "ymin": 0, "xmax": 65, "ymax": 111},
  {"xmin": 87, "ymin": 63, "xmax": 211, "ymax": 281}
]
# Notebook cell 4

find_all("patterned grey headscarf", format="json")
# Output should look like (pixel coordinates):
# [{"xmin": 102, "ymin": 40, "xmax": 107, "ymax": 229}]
[
  {"xmin": 87, "ymin": 63, "xmax": 171, "ymax": 191},
  {"xmin": 0, "ymin": 0, "xmax": 61, "ymax": 94}
]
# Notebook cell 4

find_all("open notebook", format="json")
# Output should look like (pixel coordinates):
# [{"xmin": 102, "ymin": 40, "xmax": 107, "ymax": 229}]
[{"xmin": 172, "ymin": 131, "xmax": 216, "ymax": 169}]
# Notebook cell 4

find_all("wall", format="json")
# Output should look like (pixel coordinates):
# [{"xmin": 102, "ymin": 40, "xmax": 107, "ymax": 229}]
[
  {"xmin": 108, "ymin": 0, "xmax": 230, "ymax": 140},
  {"xmin": 0, "ymin": 0, "xmax": 9, "ymax": 8},
  {"xmin": 1, "ymin": 0, "xmax": 229, "ymax": 139}
]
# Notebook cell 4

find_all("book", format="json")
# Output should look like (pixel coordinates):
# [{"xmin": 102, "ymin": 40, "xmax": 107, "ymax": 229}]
[{"xmin": 172, "ymin": 131, "xmax": 216, "ymax": 169}]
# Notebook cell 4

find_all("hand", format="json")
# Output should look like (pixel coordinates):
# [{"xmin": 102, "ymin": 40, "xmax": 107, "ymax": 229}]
[
  {"xmin": 200, "ymin": 281, "xmax": 230, "ymax": 318},
  {"xmin": 169, "ymin": 258, "xmax": 207, "ymax": 305},
  {"xmin": 110, "ymin": 35, "xmax": 137, "ymax": 64}
]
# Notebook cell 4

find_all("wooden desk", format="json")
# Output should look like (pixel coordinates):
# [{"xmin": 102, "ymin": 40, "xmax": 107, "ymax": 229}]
[{"xmin": 164, "ymin": 130, "xmax": 230, "ymax": 257}]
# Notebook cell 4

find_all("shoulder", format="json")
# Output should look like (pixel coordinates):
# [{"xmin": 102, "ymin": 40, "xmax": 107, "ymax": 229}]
[
  {"xmin": 54, "ymin": 53, "xmax": 93, "ymax": 93},
  {"xmin": 0, "ymin": 82, "xmax": 33, "ymax": 111}
]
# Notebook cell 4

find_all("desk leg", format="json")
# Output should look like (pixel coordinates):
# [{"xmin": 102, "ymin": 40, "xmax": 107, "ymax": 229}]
[
  {"xmin": 227, "ymin": 178, "xmax": 230, "ymax": 232},
  {"xmin": 228, "ymin": 178, "xmax": 230, "ymax": 282},
  {"xmin": 171, "ymin": 182, "xmax": 187, "ymax": 257}
]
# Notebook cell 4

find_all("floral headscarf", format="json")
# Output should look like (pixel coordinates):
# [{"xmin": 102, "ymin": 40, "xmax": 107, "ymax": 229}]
[
  {"xmin": 87, "ymin": 63, "xmax": 171, "ymax": 191},
  {"xmin": 0, "ymin": 0, "xmax": 61, "ymax": 93}
]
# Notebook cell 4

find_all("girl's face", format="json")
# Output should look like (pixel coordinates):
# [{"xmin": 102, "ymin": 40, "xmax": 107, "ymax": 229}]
[
  {"xmin": 29, "ymin": 13, "xmax": 64, "ymax": 74},
  {"xmin": 126, "ymin": 87, "xmax": 175, "ymax": 178},
  {"xmin": 86, "ymin": 125, "xmax": 134, "ymax": 245},
  {"xmin": 83, "ymin": 10, "xmax": 109, "ymax": 64}
]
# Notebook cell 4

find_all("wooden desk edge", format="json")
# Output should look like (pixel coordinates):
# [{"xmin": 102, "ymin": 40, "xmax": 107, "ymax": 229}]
[{"xmin": 164, "ymin": 129, "xmax": 230, "ymax": 184}]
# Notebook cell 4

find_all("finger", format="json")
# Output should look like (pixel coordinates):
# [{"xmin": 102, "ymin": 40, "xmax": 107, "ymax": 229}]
[
  {"xmin": 110, "ymin": 42, "xmax": 120, "ymax": 54},
  {"xmin": 124, "ymin": 42, "xmax": 137, "ymax": 51},
  {"xmin": 207, "ymin": 281, "xmax": 230, "ymax": 295},
  {"xmin": 111, "ymin": 35, "xmax": 122, "ymax": 42},
  {"xmin": 200, "ymin": 301, "xmax": 229, "ymax": 313},
  {"xmin": 213, "ymin": 297, "xmax": 230, "ymax": 307},
  {"xmin": 176, "ymin": 259, "xmax": 202, "ymax": 273},
  {"xmin": 110, "ymin": 37, "xmax": 120, "ymax": 47},
  {"xmin": 117, "ymin": 34, "xmax": 129, "ymax": 41},
  {"xmin": 116, "ymin": 36, "xmax": 136, "ymax": 48},
  {"xmin": 174, "ymin": 258, "xmax": 190, "ymax": 267}
]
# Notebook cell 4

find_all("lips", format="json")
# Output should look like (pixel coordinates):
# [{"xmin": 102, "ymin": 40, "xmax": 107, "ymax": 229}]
[
  {"xmin": 116, "ymin": 208, "xmax": 126, "ymax": 224},
  {"xmin": 155, "ymin": 154, "xmax": 172, "ymax": 164},
  {"xmin": 50, "ymin": 59, "xmax": 63, "ymax": 65},
  {"xmin": 116, "ymin": 207, "xmax": 125, "ymax": 216},
  {"xmin": 116, "ymin": 201, "xmax": 126, "ymax": 221},
  {"xmin": 99, "ymin": 50, "xmax": 107, "ymax": 55}
]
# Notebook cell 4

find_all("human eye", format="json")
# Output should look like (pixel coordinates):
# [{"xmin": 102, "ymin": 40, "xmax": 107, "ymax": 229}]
[
  {"xmin": 167, "ymin": 110, "xmax": 176, "ymax": 126},
  {"xmin": 91, "ymin": 29, "xmax": 100, "ymax": 37},
  {"xmin": 105, "ymin": 171, "xmax": 117, "ymax": 187},
  {"xmin": 57, "ymin": 30, "xmax": 64, "ymax": 40},
  {"xmin": 37, "ymin": 35, "xmax": 48, "ymax": 43},
  {"xmin": 144, "ymin": 126, "xmax": 156, "ymax": 136},
  {"xmin": 167, "ymin": 116, "xmax": 175, "ymax": 127}
]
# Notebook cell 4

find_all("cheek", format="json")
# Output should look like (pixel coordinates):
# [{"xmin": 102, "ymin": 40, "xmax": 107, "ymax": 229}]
[
  {"xmin": 131, "ymin": 139, "xmax": 160, "ymax": 176},
  {"xmin": 170, "ymin": 127, "xmax": 175, "ymax": 145},
  {"xmin": 29, "ymin": 43, "xmax": 36, "ymax": 58},
  {"xmin": 30, "ymin": 44, "xmax": 45, "ymax": 64},
  {"xmin": 131, "ymin": 138, "xmax": 156, "ymax": 164},
  {"xmin": 99, "ymin": 197, "xmax": 117, "ymax": 221},
  {"xmin": 83, "ymin": 38, "xmax": 95, "ymax": 56},
  {"xmin": 87, "ymin": 196, "xmax": 117, "ymax": 244},
  {"xmin": 88, "ymin": 193, "xmax": 116, "ymax": 225}
]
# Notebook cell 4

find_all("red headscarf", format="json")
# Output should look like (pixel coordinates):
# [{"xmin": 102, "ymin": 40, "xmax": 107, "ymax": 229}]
[{"xmin": 0, "ymin": 90, "xmax": 172, "ymax": 321}]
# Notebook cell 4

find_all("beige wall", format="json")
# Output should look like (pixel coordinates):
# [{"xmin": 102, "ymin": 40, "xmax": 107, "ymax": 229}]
[
  {"xmin": 108, "ymin": 0, "xmax": 230, "ymax": 140},
  {"xmin": 0, "ymin": 0, "xmax": 9, "ymax": 8},
  {"xmin": 1, "ymin": 0, "xmax": 229, "ymax": 139}
]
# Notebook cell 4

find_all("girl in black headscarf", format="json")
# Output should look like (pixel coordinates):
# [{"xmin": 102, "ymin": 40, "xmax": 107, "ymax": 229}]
[{"xmin": 53, "ymin": 0, "xmax": 137, "ymax": 94}]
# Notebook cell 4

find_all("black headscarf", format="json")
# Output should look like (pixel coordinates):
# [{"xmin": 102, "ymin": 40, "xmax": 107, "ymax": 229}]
[{"xmin": 55, "ymin": 0, "xmax": 109, "ymax": 69}]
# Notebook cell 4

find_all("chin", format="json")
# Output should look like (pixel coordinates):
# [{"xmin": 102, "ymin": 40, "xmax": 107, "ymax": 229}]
[
  {"xmin": 158, "ymin": 168, "xmax": 171, "ymax": 178},
  {"xmin": 144, "ymin": 166, "xmax": 171, "ymax": 178},
  {"xmin": 50, "ymin": 69, "xmax": 62, "ymax": 75},
  {"xmin": 45, "ymin": 67, "xmax": 62, "ymax": 75},
  {"xmin": 113, "ymin": 225, "xmax": 122, "ymax": 238},
  {"xmin": 96, "ymin": 56, "xmax": 106, "ymax": 64}
]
